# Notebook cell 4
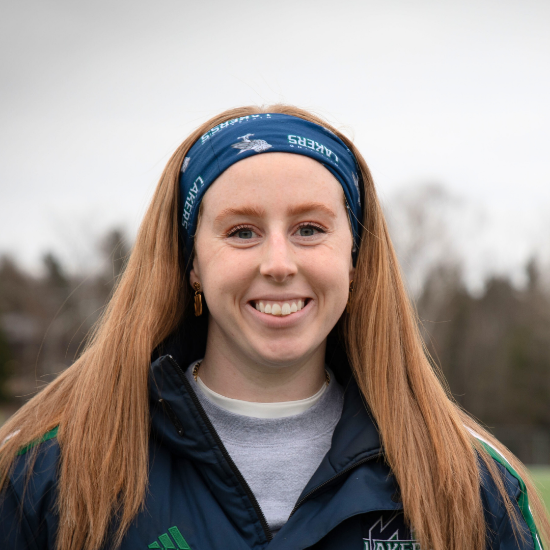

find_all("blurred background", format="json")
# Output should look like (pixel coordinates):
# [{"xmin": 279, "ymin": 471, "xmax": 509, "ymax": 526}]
[{"xmin": 1, "ymin": 0, "xmax": 549, "ymax": 502}]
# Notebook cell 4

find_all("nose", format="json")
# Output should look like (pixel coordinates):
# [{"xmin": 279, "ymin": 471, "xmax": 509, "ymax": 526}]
[{"xmin": 259, "ymin": 231, "xmax": 298, "ymax": 283}]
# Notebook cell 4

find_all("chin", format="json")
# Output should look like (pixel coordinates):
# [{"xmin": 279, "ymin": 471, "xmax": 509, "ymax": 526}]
[{"xmin": 248, "ymin": 339, "xmax": 320, "ymax": 367}]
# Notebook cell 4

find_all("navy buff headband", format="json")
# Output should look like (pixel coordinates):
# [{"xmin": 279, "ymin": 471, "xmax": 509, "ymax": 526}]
[{"xmin": 179, "ymin": 113, "xmax": 363, "ymax": 260}]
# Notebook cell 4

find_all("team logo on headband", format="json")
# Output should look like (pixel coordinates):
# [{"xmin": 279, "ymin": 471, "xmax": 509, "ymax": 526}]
[
  {"xmin": 231, "ymin": 134, "xmax": 272, "ymax": 154},
  {"xmin": 181, "ymin": 157, "xmax": 191, "ymax": 173},
  {"xmin": 352, "ymin": 172, "xmax": 361, "ymax": 206}
]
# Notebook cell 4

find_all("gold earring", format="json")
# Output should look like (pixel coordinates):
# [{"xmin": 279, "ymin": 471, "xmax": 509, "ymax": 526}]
[
  {"xmin": 346, "ymin": 280, "xmax": 354, "ymax": 313},
  {"xmin": 193, "ymin": 282, "xmax": 203, "ymax": 317}
]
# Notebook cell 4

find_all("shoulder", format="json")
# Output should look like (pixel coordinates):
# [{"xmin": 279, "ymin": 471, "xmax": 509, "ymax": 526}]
[
  {"xmin": 470, "ymin": 430, "xmax": 543, "ymax": 550},
  {"xmin": 0, "ymin": 427, "xmax": 61, "ymax": 549},
  {"xmin": 10, "ymin": 426, "xmax": 61, "ymax": 495},
  {"xmin": 14, "ymin": 426, "xmax": 60, "ymax": 456}
]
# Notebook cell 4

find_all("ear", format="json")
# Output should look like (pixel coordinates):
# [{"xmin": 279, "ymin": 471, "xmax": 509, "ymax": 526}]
[{"xmin": 189, "ymin": 255, "xmax": 201, "ymax": 288}]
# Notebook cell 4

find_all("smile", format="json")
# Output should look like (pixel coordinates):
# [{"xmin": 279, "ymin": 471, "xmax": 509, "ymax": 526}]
[{"xmin": 252, "ymin": 299, "xmax": 309, "ymax": 316}]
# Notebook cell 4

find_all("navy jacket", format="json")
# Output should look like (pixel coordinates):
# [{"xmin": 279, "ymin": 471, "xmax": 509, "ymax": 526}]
[{"xmin": 0, "ymin": 330, "xmax": 540, "ymax": 550}]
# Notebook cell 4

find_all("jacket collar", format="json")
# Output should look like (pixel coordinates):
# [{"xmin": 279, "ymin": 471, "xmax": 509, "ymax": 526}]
[
  {"xmin": 149, "ymin": 327, "xmax": 382, "ymax": 470},
  {"xmin": 149, "ymin": 351, "xmax": 383, "ymax": 477}
]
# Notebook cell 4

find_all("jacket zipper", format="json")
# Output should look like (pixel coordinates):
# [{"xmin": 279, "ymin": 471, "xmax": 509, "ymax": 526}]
[
  {"xmin": 288, "ymin": 453, "xmax": 382, "ymax": 519},
  {"xmin": 164, "ymin": 355, "xmax": 273, "ymax": 542}
]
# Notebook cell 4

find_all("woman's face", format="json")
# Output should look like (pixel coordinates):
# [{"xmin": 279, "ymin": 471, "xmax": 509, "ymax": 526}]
[{"xmin": 190, "ymin": 152, "xmax": 355, "ymax": 368}]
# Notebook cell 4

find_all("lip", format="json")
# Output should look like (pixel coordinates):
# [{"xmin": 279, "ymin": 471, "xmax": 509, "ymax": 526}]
[
  {"xmin": 248, "ymin": 296, "xmax": 311, "ymax": 303},
  {"xmin": 245, "ymin": 298, "xmax": 314, "ymax": 327}
]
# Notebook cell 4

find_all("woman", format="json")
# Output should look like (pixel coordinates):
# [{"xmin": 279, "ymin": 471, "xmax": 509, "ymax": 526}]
[{"xmin": 0, "ymin": 105, "xmax": 548, "ymax": 550}]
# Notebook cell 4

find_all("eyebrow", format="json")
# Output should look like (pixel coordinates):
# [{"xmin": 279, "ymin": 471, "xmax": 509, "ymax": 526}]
[
  {"xmin": 214, "ymin": 206, "xmax": 266, "ymax": 224},
  {"xmin": 213, "ymin": 202, "xmax": 337, "ymax": 224},
  {"xmin": 287, "ymin": 202, "xmax": 337, "ymax": 219}
]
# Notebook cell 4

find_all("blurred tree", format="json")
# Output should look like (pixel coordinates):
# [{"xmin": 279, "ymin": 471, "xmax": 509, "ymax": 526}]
[
  {"xmin": 418, "ymin": 257, "xmax": 550, "ymax": 463},
  {"xmin": 43, "ymin": 252, "xmax": 69, "ymax": 290},
  {"xmin": 0, "ymin": 256, "xmax": 39, "ymax": 314},
  {"xmin": 387, "ymin": 183, "xmax": 462, "ymax": 295},
  {"xmin": 526, "ymin": 257, "xmax": 540, "ymax": 292},
  {"xmin": 0, "ymin": 234, "xmax": 130, "ymax": 412},
  {"xmin": 0, "ymin": 326, "xmax": 12, "ymax": 401}
]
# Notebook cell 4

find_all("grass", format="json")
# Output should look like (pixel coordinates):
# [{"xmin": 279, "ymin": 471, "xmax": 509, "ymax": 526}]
[{"xmin": 529, "ymin": 466, "xmax": 550, "ymax": 513}]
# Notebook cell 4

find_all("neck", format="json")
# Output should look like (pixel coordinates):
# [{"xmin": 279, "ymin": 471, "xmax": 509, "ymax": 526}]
[{"xmin": 198, "ymin": 327, "xmax": 327, "ymax": 403}]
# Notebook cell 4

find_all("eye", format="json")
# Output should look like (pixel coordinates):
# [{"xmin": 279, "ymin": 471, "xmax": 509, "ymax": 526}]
[
  {"xmin": 295, "ymin": 223, "xmax": 325, "ymax": 237},
  {"xmin": 227, "ymin": 225, "xmax": 259, "ymax": 240}
]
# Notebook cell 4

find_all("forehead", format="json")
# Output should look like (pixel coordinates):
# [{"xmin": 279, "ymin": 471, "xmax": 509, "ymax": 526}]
[{"xmin": 201, "ymin": 152, "xmax": 345, "ymax": 212}]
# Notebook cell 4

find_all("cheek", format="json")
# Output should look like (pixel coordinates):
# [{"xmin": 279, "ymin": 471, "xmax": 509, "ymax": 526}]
[
  {"xmin": 319, "ymin": 269, "xmax": 351, "ymax": 305},
  {"xmin": 303, "ymin": 252, "xmax": 352, "ymax": 302},
  {"xmin": 199, "ymin": 248, "xmax": 257, "ymax": 302}
]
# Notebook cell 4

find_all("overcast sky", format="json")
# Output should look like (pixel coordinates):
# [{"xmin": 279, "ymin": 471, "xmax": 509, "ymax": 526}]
[{"xmin": 1, "ymin": 0, "xmax": 549, "ymax": 286}]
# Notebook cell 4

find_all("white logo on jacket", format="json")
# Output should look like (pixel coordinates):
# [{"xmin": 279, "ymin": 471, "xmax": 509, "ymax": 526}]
[{"xmin": 363, "ymin": 516, "xmax": 419, "ymax": 550}]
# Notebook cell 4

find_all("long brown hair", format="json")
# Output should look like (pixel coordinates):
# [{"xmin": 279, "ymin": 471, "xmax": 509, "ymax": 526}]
[{"xmin": 1, "ymin": 105, "xmax": 548, "ymax": 550}]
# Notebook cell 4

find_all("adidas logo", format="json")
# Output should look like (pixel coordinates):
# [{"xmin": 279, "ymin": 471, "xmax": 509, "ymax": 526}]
[{"xmin": 148, "ymin": 526, "xmax": 191, "ymax": 549}]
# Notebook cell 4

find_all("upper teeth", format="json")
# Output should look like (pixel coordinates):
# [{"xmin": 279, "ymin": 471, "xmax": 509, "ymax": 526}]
[{"xmin": 255, "ymin": 300, "xmax": 305, "ymax": 316}]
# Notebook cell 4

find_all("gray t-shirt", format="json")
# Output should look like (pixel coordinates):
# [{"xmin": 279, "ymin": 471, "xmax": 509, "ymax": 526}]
[{"xmin": 185, "ymin": 366, "xmax": 344, "ymax": 534}]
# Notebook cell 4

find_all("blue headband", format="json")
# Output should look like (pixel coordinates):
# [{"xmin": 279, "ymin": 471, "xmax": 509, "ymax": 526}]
[{"xmin": 179, "ymin": 113, "xmax": 363, "ymax": 261}]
